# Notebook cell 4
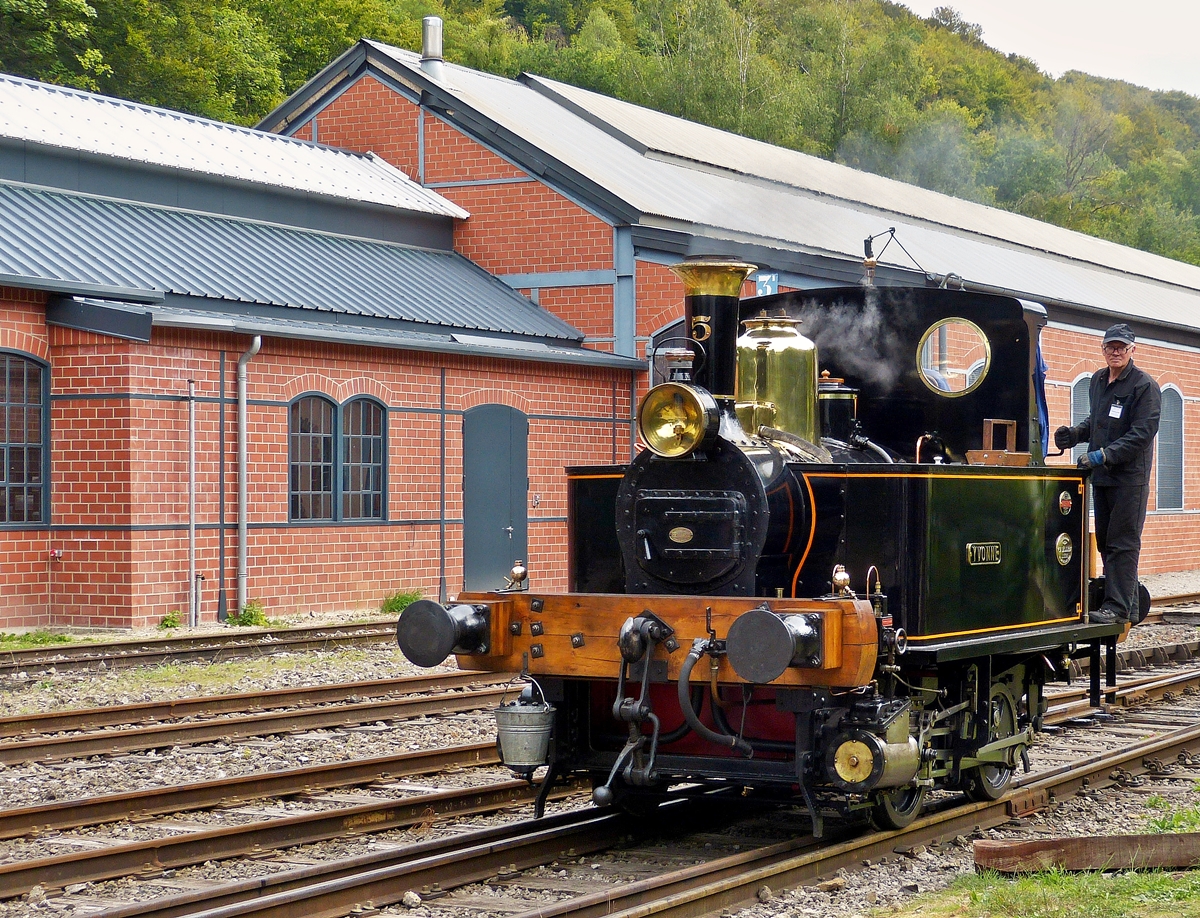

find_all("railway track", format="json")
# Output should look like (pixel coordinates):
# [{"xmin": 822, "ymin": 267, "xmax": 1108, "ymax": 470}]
[
  {"xmin": 2, "ymin": 618, "xmax": 1199, "ymax": 916},
  {"xmin": 45, "ymin": 699, "xmax": 1200, "ymax": 918},
  {"xmin": 0, "ymin": 671, "xmax": 506, "ymax": 738},
  {"xmin": 0, "ymin": 681, "xmax": 510, "ymax": 766},
  {"xmin": 1, "ymin": 590, "xmax": 1192, "ymax": 678},
  {"xmin": 0, "ymin": 620, "xmax": 398, "ymax": 676}
]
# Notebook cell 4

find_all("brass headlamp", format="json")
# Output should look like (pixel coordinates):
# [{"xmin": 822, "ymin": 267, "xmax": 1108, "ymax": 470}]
[{"xmin": 637, "ymin": 382, "xmax": 719, "ymax": 458}]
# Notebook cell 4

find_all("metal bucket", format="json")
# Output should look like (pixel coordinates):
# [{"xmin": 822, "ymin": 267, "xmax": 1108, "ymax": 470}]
[{"xmin": 495, "ymin": 679, "xmax": 555, "ymax": 769}]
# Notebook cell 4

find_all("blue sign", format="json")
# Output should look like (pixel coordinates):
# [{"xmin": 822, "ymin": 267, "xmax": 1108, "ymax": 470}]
[{"xmin": 755, "ymin": 272, "xmax": 778, "ymax": 296}]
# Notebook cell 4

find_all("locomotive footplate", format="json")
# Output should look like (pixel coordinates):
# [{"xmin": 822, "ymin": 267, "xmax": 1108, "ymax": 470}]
[{"xmin": 902, "ymin": 621, "xmax": 1123, "ymax": 662}]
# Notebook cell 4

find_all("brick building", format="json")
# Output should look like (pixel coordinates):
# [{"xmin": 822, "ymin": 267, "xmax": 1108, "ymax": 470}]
[
  {"xmin": 260, "ymin": 33, "xmax": 1200, "ymax": 577},
  {"xmin": 0, "ymin": 74, "xmax": 639, "ymax": 630}
]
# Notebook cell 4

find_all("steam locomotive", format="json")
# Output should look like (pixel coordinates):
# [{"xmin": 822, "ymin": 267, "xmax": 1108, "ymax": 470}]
[{"xmin": 397, "ymin": 258, "xmax": 1124, "ymax": 833}]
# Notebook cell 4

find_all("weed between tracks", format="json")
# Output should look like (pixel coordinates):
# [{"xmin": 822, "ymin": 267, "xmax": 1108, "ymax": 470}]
[
  {"xmin": 1146, "ymin": 792, "xmax": 1200, "ymax": 832},
  {"xmin": 0, "ymin": 630, "xmax": 79, "ymax": 648}
]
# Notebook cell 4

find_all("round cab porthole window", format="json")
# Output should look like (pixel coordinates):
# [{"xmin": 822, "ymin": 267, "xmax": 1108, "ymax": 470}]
[{"xmin": 916, "ymin": 317, "xmax": 991, "ymax": 397}]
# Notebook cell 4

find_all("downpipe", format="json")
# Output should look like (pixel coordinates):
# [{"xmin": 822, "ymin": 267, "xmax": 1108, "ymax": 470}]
[
  {"xmin": 187, "ymin": 378, "xmax": 197, "ymax": 627},
  {"xmin": 236, "ymin": 336, "xmax": 261, "ymax": 615}
]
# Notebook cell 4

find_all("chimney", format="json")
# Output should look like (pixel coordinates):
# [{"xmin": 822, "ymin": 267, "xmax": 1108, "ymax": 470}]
[{"xmin": 420, "ymin": 17, "xmax": 446, "ymax": 81}]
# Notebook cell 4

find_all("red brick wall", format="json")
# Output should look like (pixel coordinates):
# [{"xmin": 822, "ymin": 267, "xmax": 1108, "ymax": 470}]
[
  {"xmin": 2, "ymin": 294, "xmax": 632, "ymax": 628},
  {"xmin": 8, "ymin": 284, "xmax": 1200, "ymax": 628},
  {"xmin": 311, "ymin": 77, "xmax": 422, "ymax": 179},
  {"xmin": 309, "ymin": 75, "xmax": 617, "ymax": 348},
  {"xmin": 0, "ymin": 291, "xmax": 51, "ymax": 629},
  {"xmin": 636, "ymin": 260, "xmax": 686, "ymax": 341}
]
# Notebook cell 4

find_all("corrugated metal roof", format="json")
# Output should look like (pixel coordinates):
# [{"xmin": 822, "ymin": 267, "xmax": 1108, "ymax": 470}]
[
  {"xmin": 0, "ymin": 73, "xmax": 467, "ymax": 220},
  {"xmin": 0, "ymin": 181, "xmax": 581, "ymax": 341},
  {"xmin": 340, "ymin": 44, "xmax": 1200, "ymax": 333}
]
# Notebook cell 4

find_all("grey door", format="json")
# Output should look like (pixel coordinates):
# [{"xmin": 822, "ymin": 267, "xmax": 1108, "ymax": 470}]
[{"xmin": 463, "ymin": 404, "xmax": 528, "ymax": 592}]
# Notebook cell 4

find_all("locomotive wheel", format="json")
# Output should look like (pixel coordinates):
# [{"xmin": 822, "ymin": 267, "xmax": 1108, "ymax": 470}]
[
  {"xmin": 963, "ymin": 684, "xmax": 1018, "ymax": 802},
  {"xmin": 870, "ymin": 784, "xmax": 927, "ymax": 830}
]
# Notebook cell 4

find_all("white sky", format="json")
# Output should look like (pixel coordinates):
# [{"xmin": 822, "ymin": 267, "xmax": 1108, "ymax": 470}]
[{"xmin": 901, "ymin": 1, "xmax": 1200, "ymax": 98}]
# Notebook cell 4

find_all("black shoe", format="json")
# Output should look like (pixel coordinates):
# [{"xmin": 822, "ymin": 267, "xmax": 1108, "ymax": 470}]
[{"xmin": 1090, "ymin": 606, "xmax": 1128, "ymax": 625}]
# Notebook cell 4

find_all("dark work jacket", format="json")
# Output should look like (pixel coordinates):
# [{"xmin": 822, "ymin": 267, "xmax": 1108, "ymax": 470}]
[{"xmin": 1067, "ymin": 360, "xmax": 1162, "ymax": 487}]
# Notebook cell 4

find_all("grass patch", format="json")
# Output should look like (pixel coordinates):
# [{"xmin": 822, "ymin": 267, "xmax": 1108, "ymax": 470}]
[
  {"xmin": 892, "ymin": 868, "xmax": 1200, "ymax": 916},
  {"xmin": 1145, "ymin": 793, "xmax": 1200, "ymax": 833},
  {"xmin": 0, "ymin": 646, "xmax": 409, "ymax": 716},
  {"xmin": 886, "ymin": 867, "xmax": 1200, "ymax": 918},
  {"xmin": 380, "ymin": 589, "xmax": 422, "ymax": 616},
  {"xmin": 0, "ymin": 630, "xmax": 76, "ymax": 648},
  {"xmin": 227, "ymin": 600, "xmax": 269, "ymax": 627},
  {"xmin": 158, "ymin": 610, "xmax": 183, "ymax": 630}
]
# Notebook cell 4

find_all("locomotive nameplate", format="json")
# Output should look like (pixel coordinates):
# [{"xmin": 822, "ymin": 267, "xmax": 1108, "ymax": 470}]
[
  {"xmin": 966, "ymin": 542, "xmax": 1002, "ymax": 566},
  {"xmin": 669, "ymin": 526, "xmax": 695, "ymax": 544}
]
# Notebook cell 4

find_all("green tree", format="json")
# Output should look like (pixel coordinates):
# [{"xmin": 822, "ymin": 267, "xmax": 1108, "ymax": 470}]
[
  {"xmin": 91, "ymin": 0, "xmax": 283, "ymax": 122},
  {"xmin": 0, "ymin": 0, "xmax": 111, "ymax": 89},
  {"xmin": 239, "ymin": 0, "xmax": 425, "ymax": 94},
  {"xmin": 754, "ymin": 0, "xmax": 925, "ymax": 157}
]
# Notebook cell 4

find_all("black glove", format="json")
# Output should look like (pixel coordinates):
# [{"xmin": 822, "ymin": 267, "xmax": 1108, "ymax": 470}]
[
  {"xmin": 1053, "ymin": 426, "xmax": 1075, "ymax": 450},
  {"xmin": 1077, "ymin": 449, "xmax": 1105, "ymax": 470}
]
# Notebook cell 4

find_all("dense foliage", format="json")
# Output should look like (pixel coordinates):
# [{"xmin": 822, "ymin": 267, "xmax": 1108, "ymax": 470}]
[{"xmin": 6, "ymin": 0, "xmax": 1200, "ymax": 266}]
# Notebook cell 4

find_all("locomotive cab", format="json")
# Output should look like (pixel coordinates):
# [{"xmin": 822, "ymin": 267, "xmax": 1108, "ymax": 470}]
[{"xmin": 398, "ymin": 258, "xmax": 1125, "ymax": 833}]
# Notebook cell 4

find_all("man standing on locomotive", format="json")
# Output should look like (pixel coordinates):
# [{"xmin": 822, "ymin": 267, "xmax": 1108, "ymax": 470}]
[{"xmin": 1054, "ymin": 323, "xmax": 1162, "ymax": 625}]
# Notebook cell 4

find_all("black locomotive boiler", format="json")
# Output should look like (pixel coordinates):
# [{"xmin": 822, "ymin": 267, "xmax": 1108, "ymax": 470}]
[{"xmin": 397, "ymin": 258, "xmax": 1124, "ymax": 832}]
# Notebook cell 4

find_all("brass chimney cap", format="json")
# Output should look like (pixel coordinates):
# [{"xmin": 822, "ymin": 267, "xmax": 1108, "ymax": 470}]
[{"xmin": 670, "ymin": 256, "xmax": 757, "ymax": 298}]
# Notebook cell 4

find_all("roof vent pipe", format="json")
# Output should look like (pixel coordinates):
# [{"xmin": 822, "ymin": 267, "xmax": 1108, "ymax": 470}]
[{"xmin": 420, "ymin": 17, "xmax": 446, "ymax": 81}]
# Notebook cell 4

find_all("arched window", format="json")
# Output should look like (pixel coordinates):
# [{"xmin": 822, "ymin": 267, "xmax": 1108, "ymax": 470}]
[
  {"xmin": 342, "ymin": 397, "xmax": 386, "ymax": 520},
  {"xmin": 2, "ymin": 353, "xmax": 47, "ymax": 525},
  {"xmin": 1071, "ymin": 376, "xmax": 1091, "ymax": 464},
  {"xmin": 289, "ymin": 394, "xmax": 387, "ymax": 522},
  {"xmin": 290, "ymin": 395, "xmax": 335, "ymax": 521},
  {"xmin": 1157, "ymin": 387, "xmax": 1183, "ymax": 511}
]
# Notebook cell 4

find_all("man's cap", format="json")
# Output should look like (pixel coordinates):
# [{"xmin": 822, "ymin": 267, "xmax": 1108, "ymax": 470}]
[{"xmin": 1102, "ymin": 323, "xmax": 1136, "ymax": 346}]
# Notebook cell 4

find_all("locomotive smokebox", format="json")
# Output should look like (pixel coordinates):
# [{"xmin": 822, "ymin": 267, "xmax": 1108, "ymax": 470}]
[
  {"xmin": 396, "ymin": 599, "xmax": 490, "ymax": 667},
  {"xmin": 726, "ymin": 606, "xmax": 822, "ymax": 682}
]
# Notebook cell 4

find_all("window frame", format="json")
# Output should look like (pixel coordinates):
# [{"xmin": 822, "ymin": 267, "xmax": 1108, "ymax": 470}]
[
  {"xmin": 287, "ymin": 392, "xmax": 388, "ymax": 524},
  {"xmin": 1070, "ymin": 374, "xmax": 1092, "ymax": 465},
  {"xmin": 0, "ymin": 351, "xmax": 50, "ymax": 529},
  {"xmin": 1156, "ymin": 384, "xmax": 1184, "ymax": 512},
  {"xmin": 340, "ymin": 396, "xmax": 387, "ymax": 522}
]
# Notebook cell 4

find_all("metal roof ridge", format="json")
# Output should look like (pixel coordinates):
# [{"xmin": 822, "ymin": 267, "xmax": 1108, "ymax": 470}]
[{"xmin": 519, "ymin": 73, "xmax": 648, "ymax": 156}]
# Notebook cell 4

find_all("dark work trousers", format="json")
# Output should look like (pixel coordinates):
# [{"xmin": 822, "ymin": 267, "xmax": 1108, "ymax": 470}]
[{"xmin": 1093, "ymin": 484, "xmax": 1149, "ymax": 619}]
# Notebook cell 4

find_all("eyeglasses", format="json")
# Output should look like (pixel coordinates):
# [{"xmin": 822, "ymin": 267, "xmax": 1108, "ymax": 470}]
[{"xmin": 1103, "ymin": 343, "xmax": 1130, "ymax": 354}]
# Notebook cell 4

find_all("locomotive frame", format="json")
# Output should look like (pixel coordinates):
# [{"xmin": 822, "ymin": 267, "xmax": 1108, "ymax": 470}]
[{"xmin": 397, "ymin": 258, "xmax": 1124, "ymax": 833}]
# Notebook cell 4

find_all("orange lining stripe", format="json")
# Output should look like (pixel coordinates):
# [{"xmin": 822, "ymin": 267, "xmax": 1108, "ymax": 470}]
[
  {"xmin": 804, "ymin": 472, "xmax": 1081, "ymax": 482},
  {"xmin": 790, "ymin": 473, "xmax": 818, "ymax": 598},
  {"xmin": 906, "ymin": 615, "xmax": 1079, "ymax": 642}
]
